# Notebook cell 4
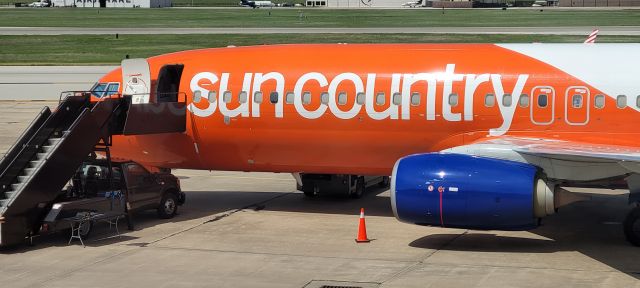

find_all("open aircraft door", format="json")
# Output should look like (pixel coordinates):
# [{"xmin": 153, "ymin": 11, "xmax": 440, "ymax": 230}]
[
  {"xmin": 122, "ymin": 59, "xmax": 152, "ymax": 104},
  {"xmin": 565, "ymin": 86, "xmax": 590, "ymax": 125}
]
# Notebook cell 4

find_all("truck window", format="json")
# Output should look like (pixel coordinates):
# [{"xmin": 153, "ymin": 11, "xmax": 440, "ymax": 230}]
[{"xmin": 126, "ymin": 163, "xmax": 151, "ymax": 186}]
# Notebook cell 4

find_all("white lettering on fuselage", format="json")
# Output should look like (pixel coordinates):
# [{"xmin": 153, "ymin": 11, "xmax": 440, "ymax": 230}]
[{"xmin": 187, "ymin": 64, "xmax": 530, "ymax": 136}]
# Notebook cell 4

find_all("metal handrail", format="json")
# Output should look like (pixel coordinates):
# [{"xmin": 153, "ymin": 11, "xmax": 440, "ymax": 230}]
[
  {"xmin": 0, "ymin": 107, "xmax": 49, "ymax": 164},
  {"xmin": 0, "ymin": 94, "xmax": 89, "ymax": 188}
]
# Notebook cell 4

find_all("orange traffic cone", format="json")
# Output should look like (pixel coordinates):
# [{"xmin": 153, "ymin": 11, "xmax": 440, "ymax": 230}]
[{"xmin": 355, "ymin": 208, "xmax": 370, "ymax": 243}]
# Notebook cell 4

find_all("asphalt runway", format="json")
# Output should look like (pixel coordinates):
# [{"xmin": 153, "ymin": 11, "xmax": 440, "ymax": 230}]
[
  {"xmin": 2, "ymin": 26, "xmax": 640, "ymax": 35},
  {"xmin": 0, "ymin": 66, "xmax": 116, "ymax": 100},
  {"xmin": 0, "ymin": 101, "xmax": 640, "ymax": 287}
]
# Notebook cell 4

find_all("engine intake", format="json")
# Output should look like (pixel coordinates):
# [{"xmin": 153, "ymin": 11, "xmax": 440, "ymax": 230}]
[{"xmin": 391, "ymin": 153, "xmax": 564, "ymax": 230}]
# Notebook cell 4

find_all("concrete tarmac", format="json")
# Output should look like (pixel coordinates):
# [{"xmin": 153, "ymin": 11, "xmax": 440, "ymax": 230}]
[
  {"xmin": 0, "ymin": 101, "xmax": 640, "ymax": 287},
  {"xmin": 0, "ymin": 66, "xmax": 116, "ymax": 100},
  {"xmin": 2, "ymin": 26, "xmax": 640, "ymax": 35}
]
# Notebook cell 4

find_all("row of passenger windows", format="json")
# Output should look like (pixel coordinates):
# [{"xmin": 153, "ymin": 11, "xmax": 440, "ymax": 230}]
[
  {"xmin": 198, "ymin": 90, "xmax": 424, "ymax": 106},
  {"xmin": 195, "ymin": 90, "xmax": 639, "ymax": 109}
]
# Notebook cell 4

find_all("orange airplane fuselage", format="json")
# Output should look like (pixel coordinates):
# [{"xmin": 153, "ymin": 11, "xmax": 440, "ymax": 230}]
[{"xmin": 97, "ymin": 44, "xmax": 639, "ymax": 175}]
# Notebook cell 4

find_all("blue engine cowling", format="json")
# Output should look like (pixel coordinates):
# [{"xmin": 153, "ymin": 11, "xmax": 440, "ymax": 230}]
[{"xmin": 391, "ymin": 153, "xmax": 541, "ymax": 230}]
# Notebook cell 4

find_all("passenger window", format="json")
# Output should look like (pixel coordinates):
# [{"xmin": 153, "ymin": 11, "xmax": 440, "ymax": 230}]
[
  {"xmin": 254, "ymin": 91, "xmax": 263, "ymax": 103},
  {"xmin": 356, "ymin": 92, "xmax": 365, "ymax": 105},
  {"xmin": 594, "ymin": 94, "xmax": 605, "ymax": 109},
  {"xmin": 572, "ymin": 94, "xmax": 583, "ymax": 108},
  {"xmin": 502, "ymin": 94, "xmax": 512, "ymax": 107},
  {"xmin": 223, "ymin": 91, "xmax": 232, "ymax": 103},
  {"xmin": 270, "ymin": 92, "xmax": 279, "ymax": 104},
  {"xmin": 392, "ymin": 92, "xmax": 401, "ymax": 105},
  {"xmin": 126, "ymin": 164, "xmax": 150, "ymax": 187},
  {"xmin": 238, "ymin": 91, "xmax": 248, "ymax": 103},
  {"xmin": 448, "ymin": 93, "xmax": 459, "ymax": 107},
  {"xmin": 636, "ymin": 95, "xmax": 640, "ymax": 108},
  {"xmin": 376, "ymin": 92, "xmax": 385, "ymax": 105},
  {"xmin": 519, "ymin": 94, "xmax": 529, "ymax": 107},
  {"xmin": 485, "ymin": 93, "xmax": 495, "ymax": 107},
  {"xmin": 338, "ymin": 92, "xmax": 347, "ymax": 105},
  {"xmin": 285, "ymin": 92, "xmax": 294, "ymax": 104},
  {"xmin": 538, "ymin": 94, "xmax": 548, "ymax": 108},
  {"xmin": 302, "ymin": 92, "xmax": 311, "ymax": 104},
  {"xmin": 410, "ymin": 92, "xmax": 420, "ymax": 106},
  {"xmin": 617, "ymin": 95, "xmax": 627, "ymax": 108},
  {"xmin": 320, "ymin": 92, "xmax": 329, "ymax": 104},
  {"xmin": 193, "ymin": 91, "xmax": 201, "ymax": 102},
  {"xmin": 208, "ymin": 91, "xmax": 217, "ymax": 102}
]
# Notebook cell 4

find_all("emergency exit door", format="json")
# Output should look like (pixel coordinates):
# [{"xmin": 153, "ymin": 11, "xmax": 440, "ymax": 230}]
[
  {"xmin": 530, "ymin": 86, "xmax": 555, "ymax": 125},
  {"xmin": 565, "ymin": 86, "xmax": 590, "ymax": 125}
]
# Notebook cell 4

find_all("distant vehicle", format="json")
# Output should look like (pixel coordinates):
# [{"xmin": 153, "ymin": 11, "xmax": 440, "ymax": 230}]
[
  {"xmin": 28, "ymin": 0, "xmax": 50, "ymax": 7},
  {"xmin": 531, "ymin": 0, "xmax": 547, "ymax": 6},
  {"xmin": 239, "ymin": 0, "xmax": 275, "ymax": 8},
  {"xmin": 401, "ymin": 0, "xmax": 421, "ymax": 7}
]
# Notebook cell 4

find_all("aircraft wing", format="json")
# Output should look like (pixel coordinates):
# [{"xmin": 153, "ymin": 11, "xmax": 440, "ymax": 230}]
[
  {"xmin": 479, "ymin": 136, "xmax": 640, "ymax": 163},
  {"xmin": 444, "ymin": 136, "xmax": 640, "ymax": 183}
]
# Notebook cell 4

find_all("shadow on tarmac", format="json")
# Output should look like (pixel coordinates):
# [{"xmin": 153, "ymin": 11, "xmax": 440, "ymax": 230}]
[
  {"xmin": 407, "ymin": 192, "xmax": 640, "ymax": 279},
  {"xmin": 4, "ymin": 185, "xmax": 640, "ymax": 280}
]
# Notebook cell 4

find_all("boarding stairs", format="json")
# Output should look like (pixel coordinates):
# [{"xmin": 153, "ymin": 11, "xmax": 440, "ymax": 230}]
[{"xmin": 0, "ymin": 93, "xmax": 185, "ymax": 246}]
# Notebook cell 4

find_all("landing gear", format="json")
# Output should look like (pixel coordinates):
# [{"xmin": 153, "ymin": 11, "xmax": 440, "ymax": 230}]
[
  {"xmin": 350, "ymin": 177, "xmax": 365, "ymax": 199},
  {"xmin": 624, "ymin": 206, "xmax": 640, "ymax": 246},
  {"xmin": 379, "ymin": 176, "xmax": 390, "ymax": 188},
  {"xmin": 302, "ymin": 184, "xmax": 317, "ymax": 198}
]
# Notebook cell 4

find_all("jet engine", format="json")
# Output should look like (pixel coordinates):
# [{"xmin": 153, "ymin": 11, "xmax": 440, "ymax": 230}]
[{"xmin": 391, "ymin": 153, "xmax": 579, "ymax": 230}]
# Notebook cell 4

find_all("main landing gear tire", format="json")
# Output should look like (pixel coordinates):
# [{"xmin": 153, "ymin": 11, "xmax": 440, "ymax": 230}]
[
  {"xmin": 624, "ymin": 206, "xmax": 640, "ymax": 246},
  {"xmin": 351, "ymin": 177, "xmax": 365, "ymax": 199},
  {"xmin": 158, "ymin": 193, "xmax": 178, "ymax": 219},
  {"xmin": 302, "ymin": 185, "xmax": 316, "ymax": 198},
  {"xmin": 379, "ymin": 176, "xmax": 391, "ymax": 188}
]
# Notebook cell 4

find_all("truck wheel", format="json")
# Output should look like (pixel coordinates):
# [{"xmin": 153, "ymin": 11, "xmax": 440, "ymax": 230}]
[
  {"xmin": 624, "ymin": 206, "xmax": 640, "ymax": 246},
  {"xmin": 78, "ymin": 221, "xmax": 92, "ymax": 239},
  {"xmin": 67, "ymin": 220, "xmax": 92, "ymax": 240},
  {"xmin": 351, "ymin": 177, "xmax": 365, "ymax": 199},
  {"xmin": 158, "ymin": 193, "xmax": 178, "ymax": 219}
]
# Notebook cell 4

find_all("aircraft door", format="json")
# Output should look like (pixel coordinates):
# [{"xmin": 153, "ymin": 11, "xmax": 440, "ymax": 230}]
[
  {"xmin": 122, "ymin": 58, "xmax": 152, "ymax": 104},
  {"xmin": 565, "ymin": 86, "xmax": 590, "ymax": 125},
  {"xmin": 530, "ymin": 86, "xmax": 555, "ymax": 126},
  {"xmin": 156, "ymin": 64, "xmax": 184, "ymax": 103}
]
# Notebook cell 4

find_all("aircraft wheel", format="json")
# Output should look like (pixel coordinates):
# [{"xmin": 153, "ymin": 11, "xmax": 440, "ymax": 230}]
[
  {"xmin": 302, "ymin": 185, "xmax": 316, "ymax": 197},
  {"xmin": 379, "ymin": 176, "xmax": 390, "ymax": 187},
  {"xmin": 351, "ymin": 177, "xmax": 365, "ymax": 199},
  {"xmin": 623, "ymin": 206, "xmax": 640, "ymax": 246}
]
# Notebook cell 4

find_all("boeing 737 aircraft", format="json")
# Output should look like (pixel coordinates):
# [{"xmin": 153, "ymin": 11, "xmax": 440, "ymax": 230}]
[{"xmin": 92, "ymin": 43, "xmax": 640, "ymax": 245}]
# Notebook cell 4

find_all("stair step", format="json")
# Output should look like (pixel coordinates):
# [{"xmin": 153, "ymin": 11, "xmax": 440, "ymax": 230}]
[
  {"xmin": 36, "ymin": 153, "xmax": 47, "ymax": 160},
  {"xmin": 41, "ymin": 145, "xmax": 55, "ymax": 153},
  {"xmin": 11, "ymin": 183, "xmax": 22, "ymax": 191},
  {"xmin": 0, "ymin": 199, "xmax": 8, "ymax": 207},
  {"xmin": 29, "ymin": 160, "xmax": 42, "ymax": 168},
  {"xmin": 48, "ymin": 138, "xmax": 62, "ymax": 145},
  {"xmin": 4, "ymin": 191, "xmax": 16, "ymax": 200},
  {"xmin": 17, "ymin": 175, "xmax": 29, "ymax": 183},
  {"xmin": 23, "ymin": 168, "xmax": 36, "ymax": 176}
]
